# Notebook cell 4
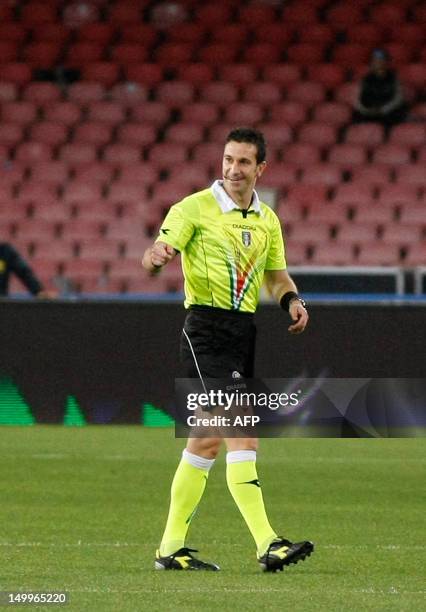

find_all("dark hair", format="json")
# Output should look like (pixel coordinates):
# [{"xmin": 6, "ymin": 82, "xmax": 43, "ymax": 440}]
[{"xmin": 225, "ymin": 127, "xmax": 266, "ymax": 164}]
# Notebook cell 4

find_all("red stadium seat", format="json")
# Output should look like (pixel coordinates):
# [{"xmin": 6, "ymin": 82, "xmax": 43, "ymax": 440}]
[
  {"xmin": 334, "ymin": 83, "xmax": 358, "ymax": 106},
  {"xmin": 68, "ymin": 82, "xmax": 106, "ymax": 103},
  {"xmin": 175, "ymin": 64, "xmax": 215, "ymax": 85},
  {"xmin": 1, "ymin": 102, "xmax": 37, "ymax": 124},
  {"xmin": 208, "ymin": 123, "xmax": 241, "ymax": 144},
  {"xmin": 345, "ymin": 124, "xmax": 384, "ymax": 146},
  {"xmin": 387, "ymin": 24, "xmax": 424, "ymax": 46},
  {"xmin": 107, "ymin": 182, "xmax": 148, "ymax": 204},
  {"xmin": 19, "ymin": 182, "xmax": 59, "ymax": 206},
  {"xmin": 282, "ymin": 144, "xmax": 321, "ymax": 164},
  {"xmin": 328, "ymin": 144, "xmax": 367, "ymax": 166},
  {"xmin": 389, "ymin": 124, "xmax": 426, "ymax": 146},
  {"xmin": 248, "ymin": 24, "xmax": 291, "ymax": 48},
  {"xmin": 238, "ymin": 4, "xmax": 276, "ymax": 25},
  {"xmin": 378, "ymin": 185, "xmax": 419, "ymax": 206},
  {"xmin": 256, "ymin": 124, "xmax": 293, "ymax": 149},
  {"xmin": 21, "ymin": 2, "xmax": 57, "ymax": 23},
  {"xmin": 82, "ymin": 63, "xmax": 120, "ymax": 87},
  {"xmin": 155, "ymin": 81, "xmax": 195, "ymax": 105},
  {"xmin": 0, "ymin": 41, "xmax": 18, "ymax": 63},
  {"xmin": 333, "ymin": 44, "xmax": 371, "ymax": 67},
  {"xmin": 23, "ymin": 42, "xmax": 62, "ymax": 67},
  {"xmin": 326, "ymin": 5, "xmax": 364, "ymax": 25},
  {"xmin": 148, "ymin": 143, "xmax": 187, "ymax": 166},
  {"xmin": 400, "ymin": 204, "xmax": 426, "ymax": 227},
  {"xmin": 62, "ymin": 182, "xmax": 103, "ymax": 204},
  {"xmin": 32, "ymin": 240, "xmax": 75, "ymax": 260},
  {"xmin": 30, "ymin": 161, "xmax": 69, "ymax": 184},
  {"xmin": 298, "ymin": 123, "xmax": 337, "ymax": 147},
  {"xmin": 78, "ymin": 239, "xmax": 121, "ymax": 260},
  {"xmin": 224, "ymin": 103, "xmax": 264, "ymax": 125},
  {"xmin": 0, "ymin": 123, "xmax": 24, "ymax": 146},
  {"xmin": 72, "ymin": 163, "xmax": 114, "ymax": 184},
  {"xmin": 116, "ymin": 163, "xmax": 158, "ymax": 185},
  {"xmin": 243, "ymin": 82, "xmax": 282, "ymax": 105},
  {"xmin": 350, "ymin": 166, "xmax": 392, "ymax": 185},
  {"xmin": 242, "ymin": 44, "xmax": 282, "ymax": 66},
  {"xmin": 394, "ymin": 165, "xmax": 425, "ymax": 186},
  {"xmin": 210, "ymin": 24, "xmax": 248, "ymax": 46},
  {"xmin": 150, "ymin": 2, "xmax": 187, "ymax": 27},
  {"xmin": 286, "ymin": 82, "xmax": 325, "ymax": 105},
  {"xmin": 130, "ymin": 102, "xmax": 171, "ymax": 125},
  {"xmin": 0, "ymin": 163, "xmax": 25, "ymax": 186},
  {"xmin": 306, "ymin": 64, "xmax": 345, "ymax": 88},
  {"xmin": 200, "ymin": 82, "xmax": 239, "ymax": 106},
  {"xmin": 0, "ymin": 82, "xmax": 18, "ymax": 102},
  {"xmin": 197, "ymin": 5, "xmax": 233, "ymax": 25},
  {"xmin": 288, "ymin": 222, "xmax": 331, "ymax": 244},
  {"xmin": 310, "ymin": 242, "xmax": 355, "ymax": 265},
  {"xmin": 156, "ymin": 43, "xmax": 194, "ymax": 67},
  {"xmin": 351, "ymin": 203, "xmax": 395, "ymax": 224},
  {"xmin": 0, "ymin": 63, "xmax": 32, "ymax": 85},
  {"xmin": 286, "ymin": 184, "xmax": 329, "ymax": 205},
  {"xmin": 167, "ymin": 163, "xmax": 211, "ymax": 189},
  {"xmin": 165, "ymin": 124, "xmax": 205, "ymax": 146},
  {"xmin": 280, "ymin": 242, "xmax": 308, "ymax": 265},
  {"xmin": 86, "ymin": 102, "xmax": 126, "ymax": 124},
  {"xmin": 72, "ymin": 200, "xmax": 118, "ymax": 222},
  {"xmin": 299, "ymin": 164, "xmax": 341, "ymax": 186},
  {"xmin": 29, "ymin": 122, "xmax": 68, "ymax": 146},
  {"xmin": 404, "ymin": 243, "xmax": 426, "ymax": 266},
  {"xmin": 192, "ymin": 143, "xmax": 223, "ymax": 169},
  {"xmin": 357, "ymin": 241, "xmax": 400, "ymax": 266},
  {"xmin": 399, "ymin": 64, "xmax": 426, "ymax": 89},
  {"xmin": 61, "ymin": 219, "xmax": 104, "ymax": 241},
  {"xmin": 66, "ymin": 43, "xmax": 104, "ymax": 65},
  {"xmin": 270, "ymin": 102, "xmax": 307, "ymax": 126},
  {"xmin": 298, "ymin": 24, "xmax": 334, "ymax": 44},
  {"xmin": 0, "ymin": 23, "xmax": 26, "ymax": 44},
  {"xmin": 116, "ymin": 124, "xmax": 157, "ymax": 146},
  {"xmin": 333, "ymin": 184, "xmax": 375, "ymax": 205},
  {"xmin": 373, "ymin": 145, "xmax": 411, "ymax": 165},
  {"xmin": 287, "ymin": 44, "xmax": 325, "ymax": 65},
  {"xmin": 31, "ymin": 23, "xmax": 69, "ymax": 44},
  {"xmin": 381, "ymin": 223, "xmax": 421, "ymax": 245},
  {"xmin": 59, "ymin": 143, "xmax": 97, "ymax": 164},
  {"xmin": 103, "ymin": 144, "xmax": 141, "ymax": 164},
  {"xmin": 306, "ymin": 202, "xmax": 350, "ymax": 223},
  {"xmin": 31, "ymin": 203, "xmax": 71, "ymax": 223},
  {"xmin": 338, "ymin": 223, "xmax": 377, "ymax": 244},
  {"xmin": 23, "ymin": 82, "xmax": 61, "ymax": 104},
  {"xmin": 347, "ymin": 23, "xmax": 383, "ymax": 44},
  {"xmin": 15, "ymin": 142, "xmax": 53, "ymax": 162},
  {"xmin": 181, "ymin": 103, "xmax": 219, "ymax": 126},
  {"xmin": 111, "ymin": 43, "xmax": 148, "ymax": 64},
  {"xmin": 313, "ymin": 102, "xmax": 351, "ymax": 126},
  {"xmin": 0, "ymin": 184, "xmax": 16, "ymax": 200},
  {"xmin": 369, "ymin": 4, "xmax": 406, "ymax": 24},
  {"xmin": 118, "ymin": 23, "xmax": 157, "ymax": 46},
  {"xmin": 276, "ymin": 200, "xmax": 304, "ymax": 224},
  {"xmin": 73, "ymin": 122, "xmax": 112, "ymax": 146},
  {"xmin": 261, "ymin": 64, "xmax": 302, "ymax": 86},
  {"xmin": 15, "ymin": 218, "xmax": 58, "ymax": 240},
  {"xmin": 125, "ymin": 63, "xmax": 164, "ymax": 86},
  {"xmin": 199, "ymin": 44, "xmax": 239, "ymax": 66},
  {"xmin": 167, "ymin": 23, "xmax": 207, "ymax": 45},
  {"xmin": 283, "ymin": 4, "xmax": 319, "ymax": 23},
  {"xmin": 77, "ymin": 23, "xmax": 114, "ymax": 45},
  {"xmin": 42, "ymin": 101, "xmax": 81, "ymax": 125}
]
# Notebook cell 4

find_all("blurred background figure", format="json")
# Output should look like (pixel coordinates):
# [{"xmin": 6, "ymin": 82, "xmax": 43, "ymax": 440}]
[
  {"xmin": 0, "ymin": 242, "xmax": 54, "ymax": 298},
  {"xmin": 352, "ymin": 49, "xmax": 408, "ymax": 128}
]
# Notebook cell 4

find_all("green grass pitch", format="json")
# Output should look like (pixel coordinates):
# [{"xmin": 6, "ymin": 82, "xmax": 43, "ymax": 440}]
[{"xmin": 0, "ymin": 427, "xmax": 425, "ymax": 611}]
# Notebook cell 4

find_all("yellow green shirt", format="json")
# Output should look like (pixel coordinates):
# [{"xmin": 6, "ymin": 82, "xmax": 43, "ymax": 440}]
[{"xmin": 155, "ymin": 180, "xmax": 286, "ymax": 312}]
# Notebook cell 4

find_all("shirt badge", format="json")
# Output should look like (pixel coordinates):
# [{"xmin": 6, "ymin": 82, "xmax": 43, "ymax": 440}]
[{"xmin": 242, "ymin": 230, "xmax": 251, "ymax": 248}]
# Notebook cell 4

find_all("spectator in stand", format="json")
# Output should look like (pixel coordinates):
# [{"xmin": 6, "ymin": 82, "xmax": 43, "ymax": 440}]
[
  {"xmin": 0, "ymin": 242, "xmax": 52, "ymax": 297},
  {"xmin": 352, "ymin": 49, "xmax": 408, "ymax": 128}
]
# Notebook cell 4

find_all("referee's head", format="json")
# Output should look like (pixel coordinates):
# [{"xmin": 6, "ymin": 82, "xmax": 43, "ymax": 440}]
[{"xmin": 225, "ymin": 127, "xmax": 266, "ymax": 164}]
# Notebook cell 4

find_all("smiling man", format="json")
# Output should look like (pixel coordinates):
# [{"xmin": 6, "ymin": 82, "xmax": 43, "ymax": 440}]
[{"xmin": 142, "ymin": 127, "xmax": 313, "ymax": 572}]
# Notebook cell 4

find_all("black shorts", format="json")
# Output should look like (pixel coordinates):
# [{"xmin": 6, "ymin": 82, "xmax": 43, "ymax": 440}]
[{"xmin": 180, "ymin": 305, "xmax": 256, "ymax": 379}]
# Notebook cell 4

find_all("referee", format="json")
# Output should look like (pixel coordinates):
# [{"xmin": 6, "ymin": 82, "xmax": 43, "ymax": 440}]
[{"xmin": 142, "ymin": 128, "xmax": 313, "ymax": 572}]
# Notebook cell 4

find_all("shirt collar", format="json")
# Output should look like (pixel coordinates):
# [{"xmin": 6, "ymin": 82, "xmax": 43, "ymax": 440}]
[{"xmin": 211, "ymin": 180, "xmax": 263, "ymax": 216}]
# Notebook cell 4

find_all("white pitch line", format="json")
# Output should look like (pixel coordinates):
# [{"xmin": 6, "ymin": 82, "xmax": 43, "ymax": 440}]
[{"xmin": 0, "ymin": 542, "xmax": 425, "ymax": 551}]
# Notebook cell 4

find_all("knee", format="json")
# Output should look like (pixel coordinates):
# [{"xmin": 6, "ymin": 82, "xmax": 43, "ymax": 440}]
[
  {"xmin": 226, "ymin": 437, "xmax": 258, "ymax": 452},
  {"xmin": 187, "ymin": 438, "xmax": 222, "ymax": 459}
]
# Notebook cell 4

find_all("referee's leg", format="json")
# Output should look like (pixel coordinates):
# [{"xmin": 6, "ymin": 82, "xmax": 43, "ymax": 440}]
[{"xmin": 225, "ymin": 436, "xmax": 278, "ymax": 557}]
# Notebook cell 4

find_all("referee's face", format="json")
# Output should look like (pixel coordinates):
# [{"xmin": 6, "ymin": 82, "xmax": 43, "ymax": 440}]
[{"xmin": 222, "ymin": 141, "xmax": 266, "ymax": 202}]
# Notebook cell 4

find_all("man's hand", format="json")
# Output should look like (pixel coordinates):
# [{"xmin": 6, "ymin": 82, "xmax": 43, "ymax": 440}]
[
  {"xmin": 288, "ymin": 299, "xmax": 309, "ymax": 334},
  {"xmin": 151, "ymin": 243, "xmax": 175, "ymax": 267}
]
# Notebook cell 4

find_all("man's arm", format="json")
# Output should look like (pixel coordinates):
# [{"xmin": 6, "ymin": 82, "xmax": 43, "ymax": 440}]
[
  {"xmin": 263, "ymin": 269, "xmax": 308, "ymax": 335},
  {"xmin": 141, "ymin": 241, "xmax": 177, "ymax": 273}
]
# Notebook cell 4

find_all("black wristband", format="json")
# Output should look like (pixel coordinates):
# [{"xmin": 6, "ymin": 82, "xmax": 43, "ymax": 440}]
[{"xmin": 280, "ymin": 291, "xmax": 303, "ymax": 312}]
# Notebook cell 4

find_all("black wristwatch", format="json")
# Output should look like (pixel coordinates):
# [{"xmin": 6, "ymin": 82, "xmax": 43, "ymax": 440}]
[{"xmin": 280, "ymin": 291, "xmax": 307, "ymax": 312}]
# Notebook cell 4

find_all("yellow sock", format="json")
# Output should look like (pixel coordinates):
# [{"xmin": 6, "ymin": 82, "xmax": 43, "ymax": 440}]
[
  {"xmin": 159, "ymin": 449, "xmax": 214, "ymax": 556},
  {"xmin": 226, "ymin": 450, "xmax": 277, "ymax": 556}
]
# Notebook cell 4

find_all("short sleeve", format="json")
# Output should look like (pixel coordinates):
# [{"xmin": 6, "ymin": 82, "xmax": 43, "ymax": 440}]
[
  {"xmin": 155, "ymin": 200, "xmax": 195, "ymax": 252},
  {"xmin": 265, "ymin": 214, "xmax": 286, "ymax": 270}
]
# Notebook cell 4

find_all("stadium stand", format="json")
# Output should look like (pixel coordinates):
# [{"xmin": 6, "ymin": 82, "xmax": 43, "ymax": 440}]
[{"xmin": 0, "ymin": 0, "xmax": 424, "ymax": 294}]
